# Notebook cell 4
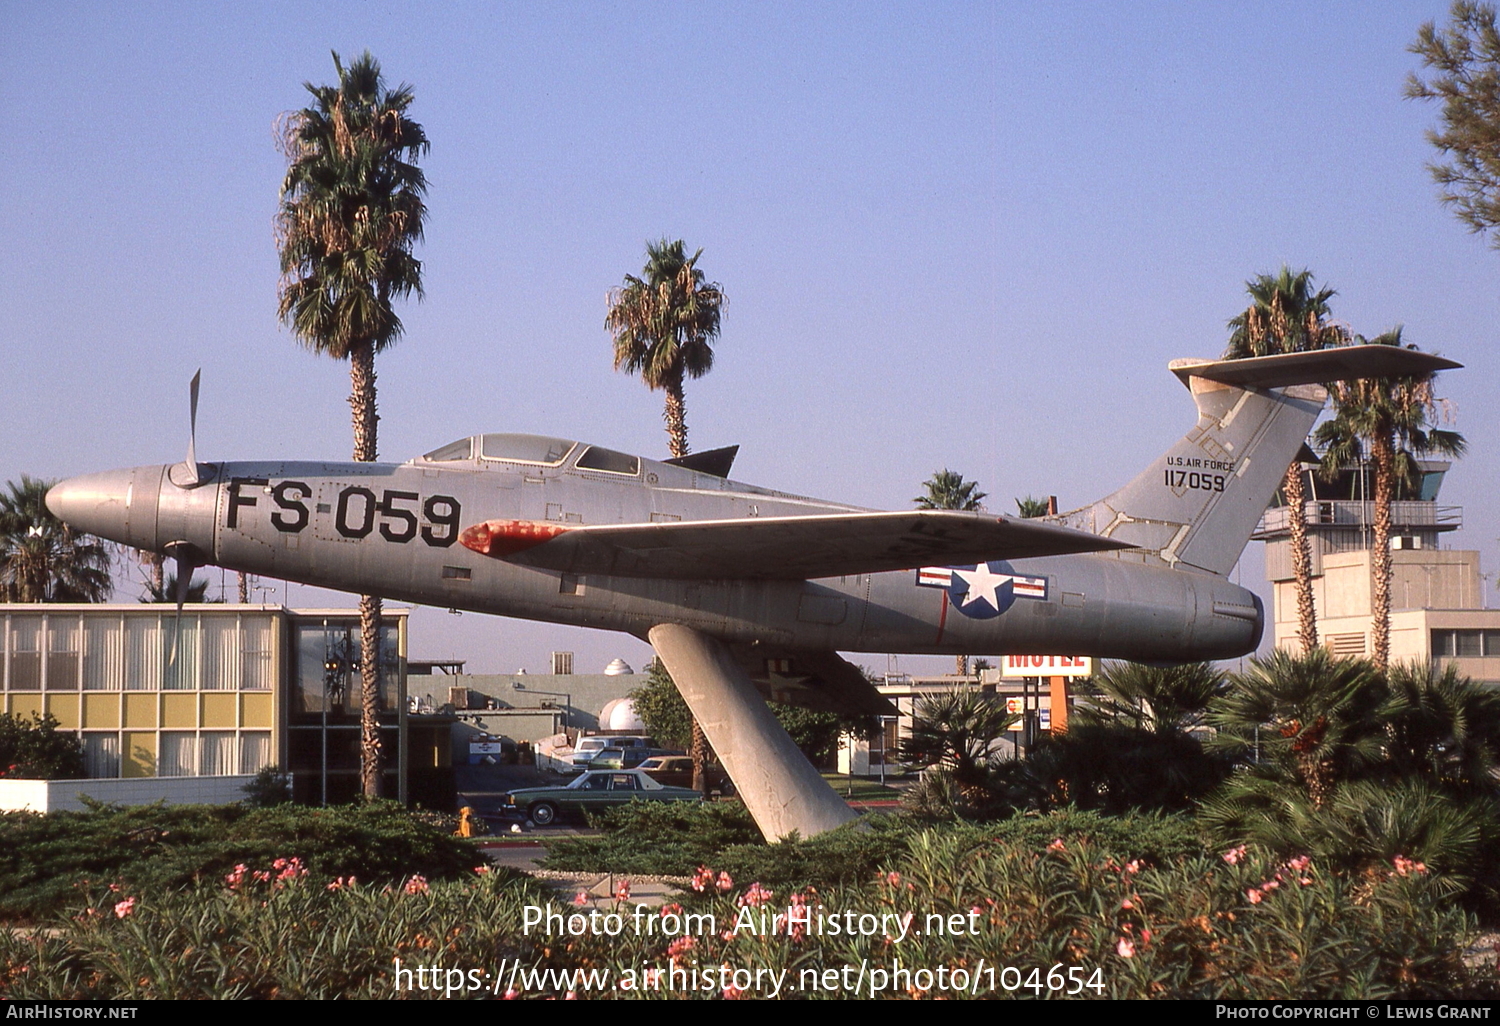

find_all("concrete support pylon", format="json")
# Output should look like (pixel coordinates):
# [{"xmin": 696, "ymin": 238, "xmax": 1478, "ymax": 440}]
[{"xmin": 648, "ymin": 623, "xmax": 859, "ymax": 841}]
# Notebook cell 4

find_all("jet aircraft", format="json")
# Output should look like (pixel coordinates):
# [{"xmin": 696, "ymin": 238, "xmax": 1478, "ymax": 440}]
[{"xmin": 45, "ymin": 344, "xmax": 1459, "ymax": 839}]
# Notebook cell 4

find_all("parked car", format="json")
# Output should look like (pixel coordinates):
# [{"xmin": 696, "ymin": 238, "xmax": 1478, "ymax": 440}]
[
  {"xmin": 568, "ymin": 735, "xmax": 652, "ymax": 772},
  {"xmin": 503, "ymin": 768, "xmax": 701, "ymax": 826},
  {"xmin": 588, "ymin": 747, "xmax": 683, "ymax": 770},
  {"xmin": 637, "ymin": 754, "xmax": 734, "ymax": 795}
]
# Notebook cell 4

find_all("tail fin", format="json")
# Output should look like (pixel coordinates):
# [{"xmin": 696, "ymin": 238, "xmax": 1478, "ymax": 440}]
[{"xmin": 1057, "ymin": 345, "xmax": 1462, "ymax": 577}]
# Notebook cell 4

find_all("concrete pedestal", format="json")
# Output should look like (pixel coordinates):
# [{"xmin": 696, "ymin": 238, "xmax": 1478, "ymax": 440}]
[{"xmin": 649, "ymin": 623, "xmax": 859, "ymax": 841}]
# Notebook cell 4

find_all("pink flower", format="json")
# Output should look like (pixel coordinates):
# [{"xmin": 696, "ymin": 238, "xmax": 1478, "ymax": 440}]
[
  {"xmin": 1047, "ymin": 838, "xmax": 1066, "ymax": 853},
  {"xmin": 1124, "ymin": 860, "xmax": 1141, "ymax": 874},
  {"xmin": 885, "ymin": 871, "xmax": 901, "ymax": 886},
  {"xmin": 723, "ymin": 982, "xmax": 745, "ymax": 999},
  {"xmin": 224, "ymin": 864, "xmax": 247, "ymax": 890},
  {"xmin": 1222, "ymin": 845, "xmax": 1247, "ymax": 865},
  {"xmin": 573, "ymin": 890, "xmax": 590, "ymax": 907},
  {"xmin": 1121, "ymin": 898, "xmax": 1134, "ymax": 910},
  {"xmin": 666, "ymin": 936, "xmax": 697, "ymax": 961},
  {"xmin": 1286, "ymin": 855, "xmax": 1311, "ymax": 873},
  {"xmin": 503, "ymin": 988, "xmax": 519, "ymax": 1000},
  {"xmin": 404, "ymin": 874, "xmax": 429, "ymax": 895},
  {"xmin": 113, "ymin": 897, "xmax": 136, "ymax": 919},
  {"xmin": 1140, "ymin": 928, "xmax": 1153, "ymax": 945},
  {"xmin": 739, "ymin": 882, "xmax": 775, "ymax": 907},
  {"xmin": 716, "ymin": 871, "xmax": 734, "ymax": 892},
  {"xmin": 615, "ymin": 880, "xmax": 631, "ymax": 901},
  {"xmin": 474, "ymin": 865, "xmax": 490, "ymax": 875},
  {"xmin": 1392, "ymin": 855, "xmax": 1429, "ymax": 877},
  {"xmin": 1116, "ymin": 937, "xmax": 1135, "ymax": 958},
  {"xmin": 661, "ymin": 903, "xmax": 683, "ymax": 916},
  {"xmin": 1246, "ymin": 888, "xmax": 1263, "ymax": 904},
  {"xmin": 691, "ymin": 866, "xmax": 713, "ymax": 893}
]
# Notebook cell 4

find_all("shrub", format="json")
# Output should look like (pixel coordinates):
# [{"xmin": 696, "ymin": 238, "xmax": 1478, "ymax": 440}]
[
  {"xmin": 1, "ymin": 822, "xmax": 1490, "ymax": 999},
  {"xmin": 0, "ymin": 800, "xmax": 482, "ymax": 920},
  {"xmin": 240, "ymin": 766, "xmax": 291, "ymax": 808},
  {"xmin": 0, "ymin": 712, "xmax": 84, "ymax": 780}
]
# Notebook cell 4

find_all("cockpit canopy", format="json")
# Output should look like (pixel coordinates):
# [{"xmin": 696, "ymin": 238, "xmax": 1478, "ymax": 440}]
[{"xmin": 420, "ymin": 433, "xmax": 641, "ymax": 476}]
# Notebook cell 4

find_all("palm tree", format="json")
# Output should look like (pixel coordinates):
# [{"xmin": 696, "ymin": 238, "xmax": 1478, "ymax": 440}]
[
  {"xmin": 914, "ymin": 469, "xmax": 986, "ymax": 511},
  {"xmin": 276, "ymin": 51, "xmax": 429, "ymax": 798},
  {"xmin": 1207, "ymin": 648, "xmax": 1387, "ymax": 809},
  {"xmin": 607, "ymin": 240, "xmax": 725, "ymax": 791},
  {"xmin": 141, "ymin": 573, "xmax": 215, "ymax": 604},
  {"xmin": 1075, "ymin": 661, "xmax": 1224, "ymax": 736},
  {"xmin": 0, "ymin": 476, "xmax": 111, "ymax": 603},
  {"xmin": 899, "ymin": 689, "xmax": 1018, "ymax": 791},
  {"xmin": 1224, "ymin": 267, "xmax": 1346, "ymax": 654},
  {"xmin": 1313, "ymin": 330, "xmax": 1465, "ymax": 669},
  {"xmin": 1382, "ymin": 661, "xmax": 1500, "ymax": 795},
  {"xmin": 606, "ymin": 239, "xmax": 725, "ymax": 460},
  {"xmin": 1014, "ymin": 495, "xmax": 1050, "ymax": 518}
]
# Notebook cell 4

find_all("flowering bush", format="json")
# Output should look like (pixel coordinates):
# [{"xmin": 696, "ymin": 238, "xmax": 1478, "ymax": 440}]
[{"xmin": 1, "ymin": 819, "xmax": 1491, "ymax": 1000}]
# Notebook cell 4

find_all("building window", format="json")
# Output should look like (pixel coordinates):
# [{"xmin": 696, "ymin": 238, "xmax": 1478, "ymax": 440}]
[
  {"xmin": 1432, "ymin": 629, "xmax": 1500, "ymax": 658},
  {"xmin": 46, "ymin": 618, "xmax": 80, "ymax": 690},
  {"xmin": 124, "ymin": 617, "xmax": 161, "ymax": 690},
  {"xmin": 241, "ymin": 616, "xmax": 274, "ymax": 691},
  {"xmin": 239, "ymin": 732, "xmax": 272, "ymax": 774},
  {"xmin": 200, "ymin": 732, "xmax": 237, "ymax": 776},
  {"xmin": 82, "ymin": 734, "xmax": 120, "ymax": 779},
  {"xmin": 9, "ymin": 617, "xmax": 41, "ymax": 690},
  {"xmin": 159, "ymin": 732, "xmax": 199, "ymax": 777},
  {"xmin": 83, "ymin": 617, "xmax": 123, "ymax": 690}
]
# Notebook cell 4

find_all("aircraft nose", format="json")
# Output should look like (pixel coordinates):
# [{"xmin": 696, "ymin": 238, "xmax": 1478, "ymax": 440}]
[{"xmin": 46, "ymin": 467, "xmax": 162, "ymax": 549}]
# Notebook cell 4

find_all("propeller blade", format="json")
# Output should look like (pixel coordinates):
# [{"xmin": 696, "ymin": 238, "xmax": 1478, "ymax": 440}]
[
  {"xmin": 166, "ymin": 543, "xmax": 198, "ymax": 666},
  {"xmin": 181, "ymin": 370, "xmax": 201, "ymax": 487}
]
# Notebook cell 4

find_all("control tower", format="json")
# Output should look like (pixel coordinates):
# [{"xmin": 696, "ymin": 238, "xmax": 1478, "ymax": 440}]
[{"xmin": 1253, "ymin": 460, "xmax": 1498, "ymax": 684}]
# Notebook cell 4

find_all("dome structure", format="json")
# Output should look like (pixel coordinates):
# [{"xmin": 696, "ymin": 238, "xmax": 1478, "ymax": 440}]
[{"xmin": 599, "ymin": 698, "xmax": 645, "ymax": 732}]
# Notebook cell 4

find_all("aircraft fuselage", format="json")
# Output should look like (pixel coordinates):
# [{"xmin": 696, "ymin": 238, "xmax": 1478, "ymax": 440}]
[{"xmin": 65, "ymin": 450, "xmax": 1261, "ymax": 663}]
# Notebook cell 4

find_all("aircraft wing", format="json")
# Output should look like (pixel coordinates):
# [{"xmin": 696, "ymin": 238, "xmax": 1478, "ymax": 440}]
[{"xmin": 458, "ymin": 509, "xmax": 1133, "ymax": 580}]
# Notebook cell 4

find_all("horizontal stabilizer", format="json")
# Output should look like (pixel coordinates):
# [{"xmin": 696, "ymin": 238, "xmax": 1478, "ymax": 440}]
[
  {"xmin": 1170, "ymin": 344, "xmax": 1462, "ymax": 390},
  {"xmin": 459, "ymin": 509, "xmax": 1134, "ymax": 580}
]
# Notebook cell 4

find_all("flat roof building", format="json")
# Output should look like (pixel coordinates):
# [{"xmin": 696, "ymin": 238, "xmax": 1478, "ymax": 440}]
[{"xmin": 0, "ymin": 604, "xmax": 453, "ymax": 808}]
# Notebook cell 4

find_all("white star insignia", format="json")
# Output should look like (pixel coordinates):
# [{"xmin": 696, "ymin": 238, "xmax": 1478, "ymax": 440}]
[{"xmin": 952, "ymin": 563, "xmax": 1009, "ymax": 610}]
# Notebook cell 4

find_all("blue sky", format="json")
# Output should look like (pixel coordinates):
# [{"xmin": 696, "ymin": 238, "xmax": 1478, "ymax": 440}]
[{"xmin": 3, "ymin": 2, "xmax": 1495, "ymax": 675}]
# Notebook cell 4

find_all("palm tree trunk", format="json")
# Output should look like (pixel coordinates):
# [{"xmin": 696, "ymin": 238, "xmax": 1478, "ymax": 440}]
[
  {"xmin": 359, "ymin": 592, "xmax": 384, "ymax": 797},
  {"xmin": 1371, "ymin": 438, "xmax": 1395, "ymax": 670},
  {"xmin": 351, "ymin": 342, "xmax": 383, "ymax": 798},
  {"xmin": 237, "ymin": 572, "xmax": 249, "ymax": 604},
  {"xmin": 1284, "ymin": 465, "xmax": 1318, "ymax": 652},
  {"xmin": 663, "ymin": 370, "xmax": 709, "ymax": 790},
  {"xmin": 664, "ymin": 375, "xmax": 688, "ymax": 459},
  {"xmin": 143, "ymin": 550, "xmax": 164, "ymax": 597},
  {"xmin": 350, "ymin": 342, "xmax": 379, "ymax": 462}
]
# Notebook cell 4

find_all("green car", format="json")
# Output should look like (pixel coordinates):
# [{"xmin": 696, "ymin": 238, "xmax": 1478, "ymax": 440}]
[{"xmin": 503, "ymin": 768, "xmax": 702, "ymax": 826}]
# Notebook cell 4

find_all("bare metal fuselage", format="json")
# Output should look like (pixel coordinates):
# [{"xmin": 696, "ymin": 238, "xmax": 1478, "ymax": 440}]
[{"xmin": 81, "ymin": 452, "xmax": 1261, "ymax": 663}]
